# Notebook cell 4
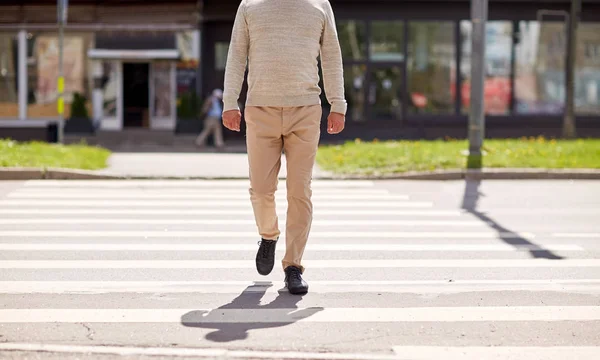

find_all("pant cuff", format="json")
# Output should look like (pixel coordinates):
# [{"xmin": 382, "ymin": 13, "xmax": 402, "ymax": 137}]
[{"xmin": 283, "ymin": 261, "xmax": 305, "ymax": 273}]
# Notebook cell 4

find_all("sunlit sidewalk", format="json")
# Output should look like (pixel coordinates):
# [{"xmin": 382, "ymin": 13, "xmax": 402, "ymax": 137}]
[{"xmin": 95, "ymin": 152, "xmax": 331, "ymax": 179}]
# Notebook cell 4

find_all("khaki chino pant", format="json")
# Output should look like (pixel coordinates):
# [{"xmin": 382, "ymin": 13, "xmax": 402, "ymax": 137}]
[
  {"xmin": 196, "ymin": 116, "xmax": 225, "ymax": 147},
  {"xmin": 244, "ymin": 105, "xmax": 322, "ymax": 273}
]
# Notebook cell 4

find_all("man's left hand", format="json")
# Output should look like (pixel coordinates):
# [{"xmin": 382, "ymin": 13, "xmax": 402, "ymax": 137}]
[{"xmin": 327, "ymin": 112, "xmax": 345, "ymax": 134}]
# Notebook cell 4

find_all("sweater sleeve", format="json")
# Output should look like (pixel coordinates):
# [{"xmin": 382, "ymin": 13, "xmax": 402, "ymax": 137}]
[
  {"xmin": 222, "ymin": 0, "xmax": 249, "ymax": 112},
  {"xmin": 319, "ymin": 1, "xmax": 347, "ymax": 116}
]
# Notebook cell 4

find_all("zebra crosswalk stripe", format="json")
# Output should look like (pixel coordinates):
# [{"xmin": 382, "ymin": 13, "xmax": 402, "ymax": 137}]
[
  {"xmin": 0, "ymin": 243, "xmax": 582, "ymax": 251},
  {"xmin": 1, "ymin": 280, "xmax": 599, "ymax": 294},
  {"xmin": 0, "ymin": 306, "xmax": 598, "ymax": 323},
  {"xmin": 2, "ymin": 259, "xmax": 598, "ymax": 269}
]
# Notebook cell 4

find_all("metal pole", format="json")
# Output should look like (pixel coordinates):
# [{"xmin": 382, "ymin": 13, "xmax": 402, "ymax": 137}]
[
  {"xmin": 468, "ymin": 0, "xmax": 488, "ymax": 169},
  {"xmin": 57, "ymin": 20, "xmax": 64, "ymax": 143},
  {"xmin": 563, "ymin": 0, "xmax": 580, "ymax": 139},
  {"xmin": 56, "ymin": 0, "xmax": 68, "ymax": 143}
]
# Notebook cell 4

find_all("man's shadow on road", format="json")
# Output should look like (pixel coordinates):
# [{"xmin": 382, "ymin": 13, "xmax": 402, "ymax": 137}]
[{"xmin": 180, "ymin": 282, "xmax": 323, "ymax": 342}]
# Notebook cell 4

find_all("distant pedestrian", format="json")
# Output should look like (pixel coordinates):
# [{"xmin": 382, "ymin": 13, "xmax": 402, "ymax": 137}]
[
  {"xmin": 195, "ymin": 89, "xmax": 225, "ymax": 148},
  {"xmin": 221, "ymin": 0, "xmax": 346, "ymax": 295}
]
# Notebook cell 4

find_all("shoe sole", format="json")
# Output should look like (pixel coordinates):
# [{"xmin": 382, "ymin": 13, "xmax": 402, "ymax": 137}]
[
  {"xmin": 288, "ymin": 289, "xmax": 308, "ymax": 295},
  {"xmin": 255, "ymin": 260, "xmax": 274, "ymax": 276},
  {"xmin": 285, "ymin": 283, "xmax": 308, "ymax": 295}
]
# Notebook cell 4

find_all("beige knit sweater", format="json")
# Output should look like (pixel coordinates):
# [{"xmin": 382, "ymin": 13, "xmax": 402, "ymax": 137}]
[{"xmin": 222, "ymin": 0, "xmax": 347, "ymax": 115}]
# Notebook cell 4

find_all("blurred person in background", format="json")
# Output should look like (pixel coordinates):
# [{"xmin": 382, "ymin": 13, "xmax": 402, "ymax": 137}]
[
  {"xmin": 195, "ymin": 88, "xmax": 225, "ymax": 148},
  {"xmin": 221, "ymin": 0, "xmax": 346, "ymax": 295}
]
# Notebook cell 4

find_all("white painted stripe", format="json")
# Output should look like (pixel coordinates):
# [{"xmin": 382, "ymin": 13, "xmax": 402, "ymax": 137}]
[
  {"xmin": 0, "ymin": 343, "xmax": 401, "ymax": 360},
  {"xmin": 0, "ymin": 231, "xmax": 533, "ymax": 239},
  {"xmin": 7, "ymin": 193, "xmax": 409, "ymax": 201},
  {"xmin": 12, "ymin": 188, "xmax": 390, "ymax": 195},
  {"xmin": 0, "ymin": 243, "xmax": 582, "ymax": 252},
  {"xmin": 553, "ymin": 233, "xmax": 600, "ymax": 239},
  {"xmin": 2, "ymin": 280, "xmax": 598, "ymax": 294},
  {"xmin": 0, "ymin": 209, "xmax": 461, "ymax": 216},
  {"xmin": 392, "ymin": 346, "xmax": 600, "ymax": 360},
  {"xmin": 23, "ymin": 180, "xmax": 376, "ymax": 188},
  {"xmin": 472, "ymin": 209, "xmax": 600, "ymax": 215},
  {"xmin": 4, "ymin": 209, "xmax": 584, "ymax": 216},
  {"xmin": 0, "ymin": 200, "xmax": 433, "ymax": 208},
  {"xmin": 0, "ymin": 306, "xmax": 598, "ymax": 323},
  {"xmin": 0, "ymin": 219, "xmax": 264, "ymax": 225},
  {"xmin": 0, "ymin": 219, "xmax": 489, "ymax": 227},
  {"xmin": 1, "ymin": 259, "xmax": 596, "ymax": 269}
]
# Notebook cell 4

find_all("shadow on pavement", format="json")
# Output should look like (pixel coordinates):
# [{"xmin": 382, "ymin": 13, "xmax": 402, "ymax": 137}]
[
  {"xmin": 180, "ymin": 282, "xmax": 323, "ymax": 342},
  {"xmin": 461, "ymin": 178, "xmax": 564, "ymax": 260}
]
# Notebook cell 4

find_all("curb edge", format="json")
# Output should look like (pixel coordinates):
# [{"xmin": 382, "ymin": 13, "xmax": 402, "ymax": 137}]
[{"xmin": 2, "ymin": 167, "xmax": 600, "ymax": 181}]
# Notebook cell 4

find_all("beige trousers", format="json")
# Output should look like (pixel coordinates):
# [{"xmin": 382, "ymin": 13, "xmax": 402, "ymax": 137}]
[
  {"xmin": 196, "ymin": 116, "xmax": 225, "ymax": 147},
  {"xmin": 244, "ymin": 105, "xmax": 322, "ymax": 273}
]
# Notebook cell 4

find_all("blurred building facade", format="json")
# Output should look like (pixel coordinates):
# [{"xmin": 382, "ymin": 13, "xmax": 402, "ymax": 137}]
[
  {"xmin": 1, "ymin": 0, "xmax": 599, "ymax": 139},
  {"xmin": 0, "ymin": 0, "xmax": 199, "ymax": 133}
]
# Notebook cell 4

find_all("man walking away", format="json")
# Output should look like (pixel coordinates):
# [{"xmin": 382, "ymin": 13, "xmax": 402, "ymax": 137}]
[
  {"xmin": 195, "ymin": 89, "xmax": 225, "ymax": 148},
  {"xmin": 221, "ymin": 0, "xmax": 346, "ymax": 295}
]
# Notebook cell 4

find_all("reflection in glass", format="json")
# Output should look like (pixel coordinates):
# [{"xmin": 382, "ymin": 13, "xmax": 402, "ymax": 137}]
[
  {"xmin": 407, "ymin": 22, "xmax": 455, "ymax": 114},
  {"xmin": 461, "ymin": 21, "xmax": 512, "ymax": 115},
  {"xmin": 101, "ymin": 62, "xmax": 117, "ymax": 118},
  {"xmin": 27, "ymin": 32, "xmax": 93, "ymax": 118},
  {"xmin": 576, "ymin": 23, "xmax": 600, "ymax": 115},
  {"xmin": 152, "ymin": 62, "xmax": 172, "ymax": 118},
  {"xmin": 515, "ymin": 22, "xmax": 566, "ymax": 114},
  {"xmin": 369, "ymin": 66, "xmax": 402, "ymax": 120},
  {"xmin": 215, "ymin": 42, "xmax": 229, "ymax": 71},
  {"xmin": 370, "ymin": 21, "xmax": 404, "ymax": 62},
  {"xmin": 337, "ymin": 21, "xmax": 367, "ymax": 61},
  {"xmin": 344, "ymin": 65, "xmax": 366, "ymax": 121},
  {"xmin": 0, "ymin": 32, "xmax": 18, "ymax": 117}
]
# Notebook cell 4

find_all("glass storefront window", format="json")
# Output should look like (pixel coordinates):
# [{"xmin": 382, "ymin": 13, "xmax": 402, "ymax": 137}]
[
  {"xmin": 461, "ymin": 21, "xmax": 512, "ymax": 115},
  {"xmin": 0, "ymin": 32, "xmax": 19, "ymax": 118},
  {"xmin": 337, "ymin": 21, "xmax": 367, "ymax": 61},
  {"xmin": 27, "ymin": 32, "xmax": 93, "ymax": 118},
  {"xmin": 407, "ymin": 22, "xmax": 456, "ymax": 114},
  {"xmin": 515, "ymin": 22, "xmax": 566, "ymax": 114},
  {"xmin": 370, "ymin": 21, "xmax": 404, "ymax": 62},
  {"xmin": 152, "ymin": 62, "xmax": 173, "ymax": 118},
  {"xmin": 576, "ymin": 23, "xmax": 600, "ymax": 115},
  {"xmin": 368, "ymin": 66, "xmax": 403, "ymax": 120},
  {"xmin": 176, "ymin": 31, "xmax": 200, "ymax": 118},
  {"xmin": 344, "ymin": 64, "xmax": 366, "ymax": 121}
]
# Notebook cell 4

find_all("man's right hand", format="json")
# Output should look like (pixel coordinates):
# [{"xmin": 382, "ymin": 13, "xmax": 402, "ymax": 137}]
[{"xmin": 222, "ymin": 110, "xmax": 242, "ymax": 132}]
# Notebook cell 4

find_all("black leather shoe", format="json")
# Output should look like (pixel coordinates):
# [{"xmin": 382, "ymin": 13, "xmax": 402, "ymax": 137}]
[
  {"xmin": 284, "ymin": 266, "xmax": 308, "ymax": 295},
  {"xmin": 256, "ymin": 239, "xmax": 277, "ymax": 275}
]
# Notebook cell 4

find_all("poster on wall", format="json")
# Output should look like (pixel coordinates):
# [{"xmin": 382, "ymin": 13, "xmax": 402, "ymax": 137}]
[
  {"xmin": 152, "ymin": 62, "xmax": 172, "ymax": 118},
  {"xmin": 35, "ymin": 35, "xmax": 84, "ymax": 104}
]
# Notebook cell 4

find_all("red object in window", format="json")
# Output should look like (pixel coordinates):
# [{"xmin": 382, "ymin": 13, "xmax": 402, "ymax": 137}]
[
  {"xmin": 453, "ymin": 77, "xmax": 511, "ymax": 114},
  {"xmin": 411, "ymin": 93, "xmax": 428, "ymax": 108}
]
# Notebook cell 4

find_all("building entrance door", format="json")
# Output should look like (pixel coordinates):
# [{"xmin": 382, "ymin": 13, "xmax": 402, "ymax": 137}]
[
  {"xmin": 367, "ymin": 64, "xmax": 404, "ymax": 122},
  {"xmin": 123, "ymin": 63, "xmax": 150, "ymax": 128}
]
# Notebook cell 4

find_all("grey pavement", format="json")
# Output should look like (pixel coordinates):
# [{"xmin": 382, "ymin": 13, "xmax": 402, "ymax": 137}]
[
  {"xmin": 0, "ymin": 179, "xmax": 599, "ymax": 359},
  {"xmin": 96, "ymin": 152, "xmax": 331, "ymax": 178}
]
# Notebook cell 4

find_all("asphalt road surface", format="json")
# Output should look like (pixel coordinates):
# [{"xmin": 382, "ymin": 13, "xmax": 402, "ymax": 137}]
[{"xmin": 0, "ymin": 179, "xmax": 599, "ymax": 360}]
